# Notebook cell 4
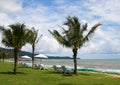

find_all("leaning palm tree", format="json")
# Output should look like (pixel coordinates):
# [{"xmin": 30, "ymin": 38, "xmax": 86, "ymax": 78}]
[
  {"xmin": 49, "ymin": 16, "xmax": 101, "ymax": 74},
  {"xmin": 28, "ymin": 27, "xmax": 42, "ymax": 68},
  {"xmin": 1, "ymin": 23, "xmax": 31, "ymax": 74}
]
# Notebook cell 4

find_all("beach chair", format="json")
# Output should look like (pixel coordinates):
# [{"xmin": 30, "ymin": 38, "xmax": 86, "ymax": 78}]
[
  {"xmin": 38, "ymin": 64, "xmax": 45, "ymax": 70},
  {"xmin": 26, "ymin": 63, "xmax": 32, "ymax": 67},
  {"xmin": 34, "ymin": 64, "xmax": 38, "ymax": 67},
  {"xmin": 24, "ymin": 63, "xmax": 29, "ymax": 67},
  {"xmin": 34, "ymin": 64, "xmax": 39, "ymax": 69},
  {"xmin": 61, "ymin": 66, "xmax": 74, "ymax": 74},
  {"xmin": 53, "ymin": 65, "xmax": 63, "ymax": 73},
  {"xmin": 20, "ymin": 62, "xmax": 26, "ymax": 67}
]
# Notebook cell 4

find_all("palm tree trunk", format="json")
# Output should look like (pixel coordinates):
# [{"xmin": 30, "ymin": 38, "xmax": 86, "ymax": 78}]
[
  {"xmin": 32, "ymin": 44, "xmax": 35, "ymax": 68},
  {"xmin": 73, "ymin": 48, "xmax": 78, "ymax": 74},
  {"xmin": 13, "ymin": 48, "xmax": 19, "ymax": 74}
]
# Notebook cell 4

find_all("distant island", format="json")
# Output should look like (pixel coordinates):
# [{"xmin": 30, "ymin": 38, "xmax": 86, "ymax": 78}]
[
  {"xmin": 47, "ymin": 56, "xmax": 78, "ymax": 59},
  {"xmin": 0, "ymin": 47, "xmax": 80, "ymax": 59}
]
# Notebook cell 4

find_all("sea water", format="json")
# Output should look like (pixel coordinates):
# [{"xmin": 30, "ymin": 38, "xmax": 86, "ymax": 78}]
[{"xmin": 34, "ymin": 59, "xmax": 120, "ymax": 72}]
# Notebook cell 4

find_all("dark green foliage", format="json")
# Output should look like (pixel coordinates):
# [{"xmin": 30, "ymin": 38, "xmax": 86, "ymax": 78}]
[
  {"xmin": 2, "ymin": 23, "xmax": 30, "ymax": 49},
  {"xmin": 1, "ymin": 23, "xmax": 31, "ymax": 74}
]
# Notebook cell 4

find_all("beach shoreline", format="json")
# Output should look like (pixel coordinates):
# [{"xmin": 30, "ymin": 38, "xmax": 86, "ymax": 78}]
[{"xmin": 4, "ymin": 58, "xmax": 120, "ymax": 75}]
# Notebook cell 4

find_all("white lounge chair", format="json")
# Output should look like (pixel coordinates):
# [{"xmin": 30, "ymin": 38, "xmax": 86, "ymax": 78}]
[
  {"xmin": 53, "ymin": 65, "xmax": 63, "ymax": 73},
  {"xmin": 61, "ymin": 66, "xmax": 74, "ymax": 74},
  {"xmin": 38, "ymin": 64, "xmax": 45, "ymax": 70}
]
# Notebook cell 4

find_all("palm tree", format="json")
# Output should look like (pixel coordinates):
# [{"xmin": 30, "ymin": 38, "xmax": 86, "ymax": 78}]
[
  {"xmin": 0, "ymin": 50, "xmax": 8, "ymax": 62},
  {"xmin": 28, "ymin": 27, "xmax": 42, "ymax": 68},
  {"xmin": 1, "ymin": 23, "xmax": 30, "ymax": 74},
  {"xmin": 49, "ymin": 16, "xmax": 101, "ymax": 74}
]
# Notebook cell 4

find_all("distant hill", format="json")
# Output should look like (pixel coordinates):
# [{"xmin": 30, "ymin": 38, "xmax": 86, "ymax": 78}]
[
  {"xmin": 0, "ymin": 47, "xmax": 80, "ymax": 59},
  {"xmin": 0, "ymin": 47, "xmax": 32, "ymax": 57},
  {"xmin": 47, "ymin": 56, "xmax": 73, "ymax": 59}
]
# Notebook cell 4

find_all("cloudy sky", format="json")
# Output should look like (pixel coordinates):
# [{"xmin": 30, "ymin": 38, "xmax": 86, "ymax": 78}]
[{"xmin": 0, "ymin": 0, "xmax": 120, "ymax": 59}]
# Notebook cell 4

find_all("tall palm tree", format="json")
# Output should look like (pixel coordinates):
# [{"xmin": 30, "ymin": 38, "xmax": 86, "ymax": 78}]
[
  {"xmin": 1, "ymin": 23, "xmax": 30, "ymax": 74},
  {"xmin": 49, "ymin": 16, "xmax": 101, "ymax": 74},
  {"xmin": 28, "ymin": 27, "xmax": 42, "ymax": 68}
]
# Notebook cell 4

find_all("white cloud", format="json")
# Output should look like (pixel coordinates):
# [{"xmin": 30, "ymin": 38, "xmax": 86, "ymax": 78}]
[
  {"xmin": 39, "ymin": 35, "xmax": 60, "ymax": 53},
  {"xmin": 80, "ymin": 27, "xmax": 120, "ymax": 55},
  {"xmin": 0, "ymin": 0, "xmax": 22, "ymax": 13},
  {"xmin": 86, "ymin": 0, "xmax": 120, "ymax": 23},
  {"xmin": 0, "ymin": 13, "xmax": 13, "ymax": 25}
]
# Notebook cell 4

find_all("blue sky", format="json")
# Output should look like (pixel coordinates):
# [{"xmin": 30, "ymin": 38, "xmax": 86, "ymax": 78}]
[{"xmin": 0, "ymin": 0, "xmax": 120, "ymax": 59}]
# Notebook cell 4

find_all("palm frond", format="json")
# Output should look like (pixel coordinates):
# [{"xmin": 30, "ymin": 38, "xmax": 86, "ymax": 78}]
[
  {"xmin": 48, "ymin": 30, "xmax": 71, "ymax": 47},
  {"xmin": 64, "ymin": 16, "xmax": 73, "ymax": 26},
  {"xmin": 81, "ymin": 23, "xmax": 87, "ymax": 32},
  {"xmin": 28, "ymin": 27, "xmax": 42, "ymax": 45},
  {"xmin": 1, "ymin": 23, "xmax": 31, "ymax": 49},
  {"xmin": 87, "ymin": 23, "xmax": 101, "ymax": 36},
  {"xmin": 83, "ymin": 23, "xmax": 101, "ymax": 43},
  {"xmin": 2, "ymin": 29, "xmax": 13, "ymax": 47},
  {"xmin": 36, "ymin": 34, "xmax": 42, "ymax": 44},
  {"xmin": 58, "ymin": 25, "xmax": 66, "ymax": 34}
]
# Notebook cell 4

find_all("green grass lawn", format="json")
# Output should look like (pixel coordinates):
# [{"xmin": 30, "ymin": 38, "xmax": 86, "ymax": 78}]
[{"xmin": 0, "ymin": 62, "xmax": 120, "ymax": 85}]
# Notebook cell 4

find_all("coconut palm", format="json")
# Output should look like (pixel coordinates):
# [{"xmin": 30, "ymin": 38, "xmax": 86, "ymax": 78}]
[
  {"xmin": 28, "ymin": 27, "xmax": 42, "ymax": 68},
  {"xmin": 1, "ymin": 23, "xmax": 31, "ymax": 74},
  {"xmin": 49, "ymin": 16, "xmax": 101, "ymax": 74},
  {"xmin": 0, "ymin": 50, "xmax": 8, "ymax": 62}
]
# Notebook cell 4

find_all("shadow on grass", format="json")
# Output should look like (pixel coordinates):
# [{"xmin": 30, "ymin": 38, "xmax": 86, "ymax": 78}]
[
  {"xmin": 62, "ymin": 72, "xmax": 90, "ymax": 77},
  {"xmin": 62, "ymin": 72, "xmax": 91, "ymax": 77},
  {"xmin": 44, "ymin": 70, "xmax": 91, "ymax": 77},
  {"xmin": 59, "ymin": 84, "xmax": 81, "ymax": 85},
  {"xmin": 42, "ymin": 70, "xmax": 58, "ymax": 74},
  {"xmin": 59, "ymin": 83, "xmax": 104, "ymax": 85},
  {"xmin": 62, "ymin": 73, "xmax": 73, "ymax": 77},
  {"xmin": 0, "ymin": 71, "xmax": 26, "ymax": 75},
  {"xmin": 45, "ymin": 71, "xmax": 72, "ymax": 77},
  {"xmin": 18, "ymin": 66, "xmax": 31, "ymax": 69},
  {"xmin": 79, "ymin": 72, "xmax": 91, "ymax": 76},
  {"xmin": 18, "ymin": 66, "xmax": 26, "ymax": 68}
]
